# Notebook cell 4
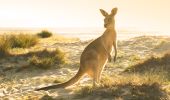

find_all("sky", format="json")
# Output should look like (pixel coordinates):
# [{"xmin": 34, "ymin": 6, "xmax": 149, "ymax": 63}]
[{"xmin": 0, "ymin": 0, "xmax": 170, "ymax": 33}]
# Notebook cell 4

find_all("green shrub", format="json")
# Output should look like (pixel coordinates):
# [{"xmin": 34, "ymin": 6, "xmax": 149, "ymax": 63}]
[
  {"xmin": 9, "ymin": 34, "xmax": 38, "ymax": 48},
  {"xmin": 28, "ymin": 49, "xmax": 66, "ymax": 69},
  {"xmin": 37, "ymin": 30, "xmax": 53, "ymax": 38}
]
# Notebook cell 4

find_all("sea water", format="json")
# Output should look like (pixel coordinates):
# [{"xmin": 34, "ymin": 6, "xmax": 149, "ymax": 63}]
[{"xmin": 0, "ymin": 27, "xmax": 169, "ymax": 41}]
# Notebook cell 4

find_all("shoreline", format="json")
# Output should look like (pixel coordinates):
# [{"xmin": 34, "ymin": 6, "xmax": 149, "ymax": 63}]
[{"xmin": 1, "ymin": 30, "xmax": 169, "ymax": 42}]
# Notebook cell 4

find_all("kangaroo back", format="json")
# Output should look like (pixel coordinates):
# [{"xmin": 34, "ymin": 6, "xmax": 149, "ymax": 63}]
[{"xmin": 35, "ymin": 69, "xmax": 84, "ymax": 91}]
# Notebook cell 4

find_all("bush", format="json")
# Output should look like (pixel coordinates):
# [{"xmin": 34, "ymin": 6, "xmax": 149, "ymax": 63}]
[
  {"xmin": 9, "ymin": 34, "xmax": 38, "ymax": 48},
  {"xmin": 0, "ymin": 35, "xmax": 11, "ymax": 57},
  {"xmin": 37, "ymin": 30, "xmax": 53, "ymax": 38},
  {"xmin": 28, "ymin": 49, "xmax": 66, "ymax": 69}
]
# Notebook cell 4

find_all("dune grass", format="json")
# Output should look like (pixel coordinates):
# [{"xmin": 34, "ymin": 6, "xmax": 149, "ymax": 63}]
[
  {"xmin": 28, "ymin": 49, "xmax": 66, "ymax": 69},
  {"xmin": 76, "ymin": 73, "xmax": 169, "ymax": 100},
  {"xmin": 125, "ymin": 52, "xmax": 170, "ymax": 80},
  {"xmin": 37, "ymin": 30, "xmax": 53, "ymax": 38},
  {"xmin": 9, "ymin": 34, "xmax": 39, "ymax": 48},
  {"xmin": 0, "ymin": 34, "xmax": 38, "ymax": 57},
  {"xmin": 0, "ymin": 35, "xmax": 11, "ymax": 57}
]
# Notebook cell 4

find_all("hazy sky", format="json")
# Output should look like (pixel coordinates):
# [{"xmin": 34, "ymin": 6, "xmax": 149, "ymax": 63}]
[{"xmin": 0, "ymin": 0, "xmax": 170, "ymax": 32}]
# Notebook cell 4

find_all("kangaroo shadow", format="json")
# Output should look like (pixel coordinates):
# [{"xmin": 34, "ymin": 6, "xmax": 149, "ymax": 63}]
[{"xmin": 74, "ymin": 83, "xmax": 168, "ymax": 100}]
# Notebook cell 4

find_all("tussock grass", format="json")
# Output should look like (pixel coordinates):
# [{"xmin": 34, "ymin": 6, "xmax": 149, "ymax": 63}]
[
  {"xmin": 0, "ymin": 34, "xmax": 38, "ymax": 57},
  {"xmin": 28, "ymin": 49, "xmax": 66, "ymax": 69},
  {"xmin": 29, "ymin": 56, "xmax": 54, "ymax": 69},
  {"xmin": 76, "ymin": 74, "xmax": 169, "ymax": 100},
  {"xmin": 9, "ymin": 34, "xmax": 38, "ymax": 48},
  {"xmin": 125, "ymin": 52, "xmax": 170, "ymax": 80},
  {"xmin": 0, "ymin": 35, "xmax": 11, "ymax": 57},
  {"xmin": 37, "ymin": 30, "xmax": 53, "ymax": 38},
  {"xmin": 154, "ymin": 40, "xmax": 167, "ymax": 49}
]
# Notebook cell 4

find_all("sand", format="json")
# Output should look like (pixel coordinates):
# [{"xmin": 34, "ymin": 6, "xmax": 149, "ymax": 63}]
[{"xmin": 0, "ymin": 35, "xmax": 170, "ymax": 99}]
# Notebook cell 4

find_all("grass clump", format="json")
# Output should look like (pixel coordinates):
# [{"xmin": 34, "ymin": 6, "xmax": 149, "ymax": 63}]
[
  {"xmin": 76, "ymin": 74, "xmax": 169, "ymax": 100},
  {"xmin": 0, "ymin": 35, "xmax": 11, "ymax": 57},
  {"xmin": 0, "ymin": 34, "xmax": 38, "ymax": 49},
  {"xmin": 0, "ymin": 34, "xmax": 38, "ymax": 57},
  {"xmin": 28, "ymin": 49, "xmax": 66, "ymax": 69},
  {"xmin": 125, "ymin": 52, "xmax": 170, "ymax": 80},
  {"xmin": 37, "ymin": 30, "xmax": 53, "ymax": 38},
  {"xmin": 9, "ymin": 34, "xmax": 38, "ymax": 48},
  {"xmin": 29, "ymin": 56, "xmax": 54, "ymax": 69}
]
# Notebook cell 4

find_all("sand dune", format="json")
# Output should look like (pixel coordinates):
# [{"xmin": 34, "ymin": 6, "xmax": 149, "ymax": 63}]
[{"xmin": 0, "ymin": 35, "xmax": 170, "ymax": 99}]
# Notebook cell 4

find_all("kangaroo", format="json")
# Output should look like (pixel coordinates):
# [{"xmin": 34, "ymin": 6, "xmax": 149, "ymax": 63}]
[{"xmin": 35, "ymin": 8, "xmax": 118, "ymax": 91}]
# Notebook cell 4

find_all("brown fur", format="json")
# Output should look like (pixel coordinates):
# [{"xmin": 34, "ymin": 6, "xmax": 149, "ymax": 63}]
[{"xmin": 35, "ymin": 8, "xmax": 118, "ymax": 91}]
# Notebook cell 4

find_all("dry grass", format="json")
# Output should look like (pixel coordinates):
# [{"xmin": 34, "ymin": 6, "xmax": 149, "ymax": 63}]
[
  {"xmin": 125, "ymin": 52, "xmax": 170, "ymax": 80},
  {"xmin": 76, "ymin": 74, "xmax": 169, "ymax": 100},
  {"xmin": 0, "ymin": 35, "xmax": 11, "ymax": 57},
  {"xmin": 9, "ymin": 34, "xmax": 39, "ymax": 48},
  {"xmin": 28, "ymin": 49, "xmax": 66, "ymax": 69},
  {"xmin": 0, "ymin": 34, "xmax": 38, "ymax": 57}
]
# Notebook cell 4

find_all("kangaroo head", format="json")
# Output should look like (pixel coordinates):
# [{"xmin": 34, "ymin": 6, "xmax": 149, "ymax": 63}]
[{"xmin": 100, "ymin": 8, "xmax": 118, "ymax": 28}]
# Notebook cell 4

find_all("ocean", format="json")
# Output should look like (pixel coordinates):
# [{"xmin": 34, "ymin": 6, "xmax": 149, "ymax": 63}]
[{"xmin": 0, "ymin": 27, "xmax": 169, "ymax": 41}]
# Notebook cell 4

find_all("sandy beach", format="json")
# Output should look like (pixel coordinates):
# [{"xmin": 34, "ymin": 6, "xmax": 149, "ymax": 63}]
[{"xmin": 0, "ymin": 33, "xmax": 170, "ymax": 99}]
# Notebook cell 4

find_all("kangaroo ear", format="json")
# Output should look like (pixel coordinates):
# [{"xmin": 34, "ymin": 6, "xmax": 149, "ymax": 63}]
[
  {"xmin": 100, "ymin": 9, "xmax": 109, "ymax": 17},
  {"xmin": 111, "ymin": 7, "xmax": 118, "ymax": 15}
]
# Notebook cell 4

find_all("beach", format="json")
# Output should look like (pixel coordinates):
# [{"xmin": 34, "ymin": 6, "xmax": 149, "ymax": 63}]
[{"xmin": 0, "ymin": 31, "xmax": 170, "ymax": 99}]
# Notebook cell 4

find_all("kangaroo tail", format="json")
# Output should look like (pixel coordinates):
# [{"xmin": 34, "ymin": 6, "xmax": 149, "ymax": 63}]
[{"xmin": 35, "ymin": 69, "xmax": 84, "ymax": 91}]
